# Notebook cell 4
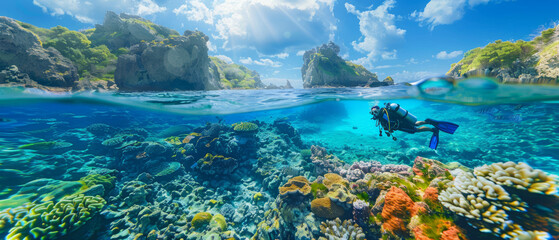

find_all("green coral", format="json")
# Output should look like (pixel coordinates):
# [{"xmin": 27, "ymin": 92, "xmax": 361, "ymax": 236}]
[
  {"xmin": 191, "ymin": 212, "xmax": 213, "ymax": 230},
  {"xmin": 209, "ymin": 214, "xmax": 227, "ymax": 231},
  {"xmin": 79, "ymin": 174, "xmax": 116, "ymax": 192},
  {"xmin": 232, "ymin": 122, "xmax": 258, "ymax": 132},
  {"xmin": 2, "ymin": 194, "xmax": 105, "ymax": 240}
]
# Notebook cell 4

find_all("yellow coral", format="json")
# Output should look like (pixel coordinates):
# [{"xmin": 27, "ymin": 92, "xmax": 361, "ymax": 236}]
[{"xmin": 232, "ymin": 122, "xmax": 258, "ymax": 132}]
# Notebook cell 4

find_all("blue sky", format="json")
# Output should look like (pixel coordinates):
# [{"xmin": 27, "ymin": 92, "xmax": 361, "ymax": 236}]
[{"xmin": 1, "ymin": 0, "xmax": 558, "ymax": 88}]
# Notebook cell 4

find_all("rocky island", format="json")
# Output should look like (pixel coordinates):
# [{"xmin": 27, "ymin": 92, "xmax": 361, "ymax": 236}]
[
  {"xmin": 0, "ymin": 12, "xmax": 267, "ymax": 91},
  {"xmin": 448, "ymin": 25, "xmax": 559, "ymax": 84},
  {"xmin": 301, "ymin": 42, "xmax": 392, "ymax": 88}
]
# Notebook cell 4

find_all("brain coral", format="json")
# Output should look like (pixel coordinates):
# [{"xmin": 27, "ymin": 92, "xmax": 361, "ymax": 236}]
[{"xmin": 3, "ymin": 194, "xmax": 105, "ymax": 240}]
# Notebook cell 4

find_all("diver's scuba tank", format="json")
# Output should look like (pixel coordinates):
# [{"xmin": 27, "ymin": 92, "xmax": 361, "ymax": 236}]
[{"xmin": 385, "ymin": 103, "xmax": 417, "ymax": 125}]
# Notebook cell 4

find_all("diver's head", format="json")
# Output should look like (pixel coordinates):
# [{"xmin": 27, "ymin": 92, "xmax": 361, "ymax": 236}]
[{"xmin": 370, "ymin": 105, "xmax": 380, "ymax": 119}]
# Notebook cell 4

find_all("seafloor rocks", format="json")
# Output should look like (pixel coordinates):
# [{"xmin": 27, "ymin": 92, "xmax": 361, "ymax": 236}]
[
  {"xmin": 115, "ymin": 30, "xmax": 221, "ymax": 91},
  {"xmin": 0, "ymin": 17, "xmax": 78, "ymax": 87},
  {"xmin": 301, "ymin": 42, "xmax": 388, "ymax": 88}
]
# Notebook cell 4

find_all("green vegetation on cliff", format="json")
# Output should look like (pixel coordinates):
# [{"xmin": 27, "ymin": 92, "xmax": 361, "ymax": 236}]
[
  {"xmin": 210, "ymin": 57, "xmax": 263, "ymax": 89},
  {"xmin": 17, "ymin": 22, "xmax": 117, "ymax": 81},
  {"xmin": 449, "ymin": 27, "xmax": 556, "ymax": 76},
  {"xmin": 451, "ymin": 40, "xmax": 535, "ymax": 75}
]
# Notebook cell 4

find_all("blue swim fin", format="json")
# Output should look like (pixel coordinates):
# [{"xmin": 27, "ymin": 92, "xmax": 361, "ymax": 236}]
[
  {"xmin": 429, "ymin": 130, "xmax": 439, "ymax": 150},
  {"xmin": 425, "ymin": 118, "xmax": 459, "ymax": 134}
]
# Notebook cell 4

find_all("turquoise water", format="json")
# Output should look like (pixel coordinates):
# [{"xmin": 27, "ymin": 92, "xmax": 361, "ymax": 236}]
[{"xmin": 1, "ymin": 79, "xmax": 559, "ymax": 239}]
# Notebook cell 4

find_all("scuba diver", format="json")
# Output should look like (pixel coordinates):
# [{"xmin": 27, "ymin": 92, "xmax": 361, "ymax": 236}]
[{"xmin": 370, "ymin": 103, "xmax": 459, "ymax": 150}]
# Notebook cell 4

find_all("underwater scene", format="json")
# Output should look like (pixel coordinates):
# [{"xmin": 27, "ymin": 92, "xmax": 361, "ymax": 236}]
[
  {"xmin": 1, "ymin": 0, "xmax": 559, "ymax": 239},
  {"xmin": 0, "ymin": 81, "xmax": 558, "ymax": 240}
]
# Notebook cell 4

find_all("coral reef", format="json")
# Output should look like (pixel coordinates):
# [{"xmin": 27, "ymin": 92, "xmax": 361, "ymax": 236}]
[
  {"xmin": 319, "ymin": 218, "xmax": 366, "ymax": 240},
  {"xmin": 439, "ymin": 162, "xmax": 559, "ymax": 239}
]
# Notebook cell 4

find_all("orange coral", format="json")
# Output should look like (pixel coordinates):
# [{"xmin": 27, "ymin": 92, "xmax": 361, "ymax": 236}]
[
  {"xmin": 311, "ymin": 197, "xmax": 346, "ymax": 219},
  {"xmin": 381, "ymin": 186, "xmax": 416, "ymax": 236},
  {"xmin": 441, "ymin": 226, "xmax": 463, "ymax": 240},
  {"xmin": 423, "ymin": 187, "xmax": 439, "ymax": 203},
  {"xmin": 413, "ymin": 226, "xmax": 434, "ymax": 240}
]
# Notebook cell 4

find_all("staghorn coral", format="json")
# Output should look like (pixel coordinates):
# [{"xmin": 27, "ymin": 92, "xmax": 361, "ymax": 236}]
[
  {"xmin": 319, "ymin": 218, "xmax": 366, "ymax": 240},
  {"xmin": 474, "ymin": 161, "xmax": 558, "ymax": 195},
  {"xmin": 3, "ymin": 194, "xmax": 105, "ymax": 240},
  {"xmin": 439, "ymin": 163, "xmax": 557, "ymax": 239}
]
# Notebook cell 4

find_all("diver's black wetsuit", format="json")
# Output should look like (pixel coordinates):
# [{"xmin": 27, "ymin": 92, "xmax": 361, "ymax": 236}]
[{"xmin": 377, "ymin": 106, "xmax": 418, "ymax": 134}]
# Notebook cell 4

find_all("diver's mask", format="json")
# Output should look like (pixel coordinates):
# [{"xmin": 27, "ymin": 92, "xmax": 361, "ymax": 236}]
[{"xmin": 370, "ymin": 106, "xmax": 380, "ymax": 120}]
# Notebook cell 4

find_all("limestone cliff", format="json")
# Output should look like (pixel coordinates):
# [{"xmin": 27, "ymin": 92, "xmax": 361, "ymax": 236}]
[
  {"xmin": 301, "ymin": 42, "xmax": 385, "ymax": 88},
  {"xmin": 0, "ymin": 17, "xmax": 78, "ymax": 87},
  {"xmin": 448, "ymin": 25, "xmax": 559, "ymax": 84},
  {"xmin": 115, "ymin": 30, "xmax": 221, "ymax": 91}
]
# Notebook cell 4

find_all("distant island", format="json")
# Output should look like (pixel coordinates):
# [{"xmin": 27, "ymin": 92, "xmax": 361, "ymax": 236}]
[
  {"xmin": 302, "ymin": 42, "xmax": 392, "ymax": 88},
  {"xmin": 448, "ymin": 25, "xmax": 559, "ymax": 84}
]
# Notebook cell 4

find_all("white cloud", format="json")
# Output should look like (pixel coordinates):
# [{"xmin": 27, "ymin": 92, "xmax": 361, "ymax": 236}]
[
  {"xmin": 136, "ymin": 0, "xmax": 167, "ymax": 15},
  {"xmin": 33, "ymin": 0, "xmax": 166, "ymax": 23},
  {"xmin": 391, "ymin": 70, "xmax": 441, "ymax": 83},
  {"xmin": 173, "ymin": 0, "xmax": 214, "ymax": 24},
  {"xmin": 206, "ymin": 40, "xmax": 217, "ymax": 52},
  {"xmin": 273, "ymin": 52, "xmax": 289, "ymax": 59},
  {"xmin": 296, "ymin": 50, "xmax": 306, "ymax": 56},
  {"xmin": 173, "ymin": 0, "xmax": 337, "ymax": 54},
  {"xmin": 436, "ymin": 50, "xmax": 463, "ymax": 59},
  {"xmin": 412, "ymin": 0, "xmax": 494, "ymax": 30},
  {"xmin": 240, "ymin": 57, "xmax": 282, "ymax": 67},
  {"xmin": 214, "ymin": 55, "xmax": 233, "ymax": 64},
  {"xmin": 345, "ymin": 0, "xmax": 406, "ymax": 66}
]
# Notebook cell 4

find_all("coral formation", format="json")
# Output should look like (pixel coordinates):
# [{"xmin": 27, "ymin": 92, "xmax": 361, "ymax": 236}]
[
  {"xmin": 2, "ymin": 194, "xmax": 105, "ymax": 240},
  {"xmin": 439, "ymin": 162, "xmax": 559, "ymax": 239},
  {"xmin": 319, "ymin": 218, "xmax": 366, "ymax": 240}
]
